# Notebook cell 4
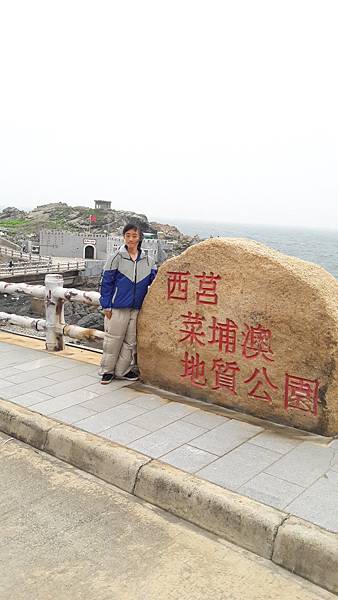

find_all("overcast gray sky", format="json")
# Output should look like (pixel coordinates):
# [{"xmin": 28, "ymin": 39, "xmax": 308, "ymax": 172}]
[{"xmin": 0, "ymin": 0, "xmax": 337, "ymax": 228}]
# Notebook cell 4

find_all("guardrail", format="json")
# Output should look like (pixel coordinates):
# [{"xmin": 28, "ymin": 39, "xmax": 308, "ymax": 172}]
[
  {"xmin": 0, "ymin": 246, "xmax": 47, "ymax": 262},
  {"xmin": 0, "ymin": 260, "xmax": 86, "ymax": 278},
  {"xmin": 0, "ymin": 274, "xmax": 103, "ymax": 350}
]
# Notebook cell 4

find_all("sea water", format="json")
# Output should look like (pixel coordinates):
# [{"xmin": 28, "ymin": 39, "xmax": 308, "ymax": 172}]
[{"xmin": 170, "ymin": 220, "xmax": 338, "ymax": 280}]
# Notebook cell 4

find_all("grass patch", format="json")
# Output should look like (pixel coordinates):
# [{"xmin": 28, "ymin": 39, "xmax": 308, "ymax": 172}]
[{"xmin": 0, "ymin": 219, "xmax": 29, "ymax": 227}]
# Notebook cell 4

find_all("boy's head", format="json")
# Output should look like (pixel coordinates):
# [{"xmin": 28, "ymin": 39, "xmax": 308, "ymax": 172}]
[{"xmin": 123, "ymin": 223, "xmax": 142, "ymax": 249}]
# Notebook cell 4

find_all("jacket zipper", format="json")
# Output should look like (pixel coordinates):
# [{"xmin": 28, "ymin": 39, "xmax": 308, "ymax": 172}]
[
  {"xmin": 111, "ymin": 287, "xmax": 118, "ymax": 305},
  {"xmin": 132, "ymin": 258, "xmax": 137, "ymax": 308}
]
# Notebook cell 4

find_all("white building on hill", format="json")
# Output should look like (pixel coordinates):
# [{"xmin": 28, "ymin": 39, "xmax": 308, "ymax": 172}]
[{"xmin": 39, "ymin": 230, "xmax": 174, "ymax": 264}]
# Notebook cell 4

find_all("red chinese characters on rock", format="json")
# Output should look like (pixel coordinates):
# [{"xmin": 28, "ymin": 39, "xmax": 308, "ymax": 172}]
[
  {"xmin": 195, "ymin": 272, "xmax": 221, "ymax": 305},
  {"xmin": 244, "ymin": 367, "xmax": 278, "ymax": 403},
  {"xmin": 174, "ymin": 298, "xmax": 321, "ymax": 416},
  {"xmin": 242, "ymin": 324, "xmax": 274, "ymax": 362},
  {"xmin": 208, "ymin": 317, "xmax": 238, "ymax": 353},
  {"xmin": 179, "ymin": 312, "xmax": 205, "ymax": 346},
  {"xmin": 181, "ymin": 352, "xmax": 207, "ymax": 387},
  {"xmin": 284, "ymin": 374, "xmax": 319, "ymax": 415},
  {"xmin": 166, "ymin": 270, "xmax": 221, "ymax": 304},
  {"xmin": 167, "ymin": 271, "xmax": 191, "ymax": 301},
  {"xmin": 212, "ymin": 359, "xmax": 240, "ymax": 393}
]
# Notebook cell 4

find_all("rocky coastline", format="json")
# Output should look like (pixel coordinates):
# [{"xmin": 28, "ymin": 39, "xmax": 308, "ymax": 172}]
[{"xmin": 0, "ymin": 201, "xmax": 200, "ymax": 345}]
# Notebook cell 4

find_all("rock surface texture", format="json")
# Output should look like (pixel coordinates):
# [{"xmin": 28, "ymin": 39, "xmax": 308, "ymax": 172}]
[{"xmin": 138, "ymin": 239, "xmax": 338, "ymax": 435}]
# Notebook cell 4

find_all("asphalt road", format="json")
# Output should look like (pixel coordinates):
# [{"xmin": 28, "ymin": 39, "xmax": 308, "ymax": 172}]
[{"xmin": 0, "ymin": 431, "xmax": 335, "ymax": 600}]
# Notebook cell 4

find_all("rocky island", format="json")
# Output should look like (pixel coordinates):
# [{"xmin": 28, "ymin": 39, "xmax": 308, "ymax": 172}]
[
  {"xmin": 0, "ymin": 202, "xmax": 199, "ymax": 343},
  {"xmin": 0, "ymin": 202, "xmax": 197, "ymax": 257}
]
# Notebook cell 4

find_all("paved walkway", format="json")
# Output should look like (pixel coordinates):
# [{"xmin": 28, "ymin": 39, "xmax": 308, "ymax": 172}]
[
  {"xmin": 0, "ymin": 337, "xmax": 337, "ymax": 533},
  {"xmin": 2, "ymin": 432, "xmax": 334, "ymax": 600}
]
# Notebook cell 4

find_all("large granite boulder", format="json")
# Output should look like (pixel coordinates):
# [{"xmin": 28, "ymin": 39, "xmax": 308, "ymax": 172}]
[{"xmin": 138, "ymin": 238, "xmax": 338, "ymax": 436}]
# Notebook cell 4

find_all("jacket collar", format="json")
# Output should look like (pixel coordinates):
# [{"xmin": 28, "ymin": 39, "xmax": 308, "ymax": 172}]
[{"xmin": 119, "ymin": 244, "xmax": 146, "ymax": 260}]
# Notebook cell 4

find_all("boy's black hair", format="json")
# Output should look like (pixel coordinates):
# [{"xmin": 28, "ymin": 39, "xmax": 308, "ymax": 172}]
[
  {"xmin": 122, "ymin": 223, "xmax": 141, "ymax": 236},
  {"xmin": 123, "ymin": 222, "xmax": 143, "ymax": 250}
]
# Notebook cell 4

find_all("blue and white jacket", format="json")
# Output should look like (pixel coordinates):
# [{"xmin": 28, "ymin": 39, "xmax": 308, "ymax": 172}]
[{"xmin": 100, "ymin": 245, "xmax": 157, "ymax": 310}]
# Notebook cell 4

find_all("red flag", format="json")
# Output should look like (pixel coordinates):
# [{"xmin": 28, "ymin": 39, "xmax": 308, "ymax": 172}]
[{"xmin": 89, "ymin": 214, "xmax": 97, "ymax": 223}]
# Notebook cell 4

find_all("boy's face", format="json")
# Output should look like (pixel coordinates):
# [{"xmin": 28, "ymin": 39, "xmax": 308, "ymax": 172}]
[{"xmin": 124, "ymin": 228, "xmax": 140, "ymax": 249}]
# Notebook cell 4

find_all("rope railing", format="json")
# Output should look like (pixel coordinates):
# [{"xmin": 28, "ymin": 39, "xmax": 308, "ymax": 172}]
[{"xmin": 0, "ymin": 274, "xmax": 103, "ymax": 350}]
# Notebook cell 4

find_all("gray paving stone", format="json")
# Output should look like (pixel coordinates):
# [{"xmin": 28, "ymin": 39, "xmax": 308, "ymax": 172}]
[
  {"xmin": 249, "ymin": 430, "xmax": 301, "ymax": 454},
  {"xmin": 181, "ymin": 411, "xmax": 229, "ymax": 430},
  {"xmin": 330, "ymin": 449, "xmax": 338, "ymax": 473},
  {"xmin": 80, "ymin": 390, "xmax": 138, "ymax": 413},
  {"xmin": 5, "ymin": 365, "xmax": 63, "ymax": 384},
  {"xmin": 46, "ymin": 357, "xmax": 83, "ymax": 370},
  {"xmin": 16, "ymin": 357, "xmax": 60, "ymax": 371},
  {"xmin": 0, "ymin": 378, "xmax": 15, "ymax": 389},
  {"xmin": 329, "ymin": 439, "xmax": 338, "ymax": 450},
  {"xmin": 128, "ymin": 421, "xmax": 207, "ymax": 459},
  {"xmin": 0, "ymin": 342, "xmax": 15, "ymax": 350},
  {"xmin": 46, "ymin": 364, "xmax": 99, "ymax": 382},
  {"xmin": 0, "ymin": 367, "xmax": 22, "ymax": 378},
  {"xmin": 265, "ymin": 441, "xmax": 334, "ymax": 487},
  {"xmin": 0, "ymin": 377, "xmax": 57, "ymax": 399},
  {"xmin": 161, "ymin": 445, "xmax": 218, "ymax": 473},
  {"xmin": 0, "ymin": 348, "xmax": 40, "ymax": 359},
  {"xmin": 239, "ymin": 472, "xmax": 304, "ymax": 510},
  {"xmin": 41, "ymin": 375, "xmax": 99, "ymax": 397},
  {"xmin": 128, "ymin": 394, "xmax": 169, "ymax": 410},
  {"xmin": 286, "ymin": 470, "xmax": 338, "ymax": 532},
  {"xmin": 16, "ymin": 355, "xmax": 80, "ymax": 371},
  {"xmin": 96, "ymin": 387, "xmax": 148, "ymax": 402},
  {"xmin": 9, "ymin": 391, "xmax": 52, "ymax": 407},
  {"xmin": 75, "ymin": 403, "xmax": 149, "ymax": 434},
  {"xmin": 11, "ymin": 347, "xmax": 41, "ymax": 355},
  {"xmin": 29, "ymin": 388, "xmax": 99, "ymax": 415},
  {"xmin": 83, "ymin": 380, "xmax": 132, "ymax": 396},
  {"xmin": 197, "ymin": 442, "xmax": 280, "ymax": 490},
  {"xmin": 49, "ymin": 405, "xmax": 97, "ymax": 424},
  {"xmin": 0, "ymin": 352, "xmax": 34, "ymax": 368},
  {"xmin": 128, "ymin": 402, "xmax": 196, "ymax": 432},
  {"xmin": 100, "ymin": 422, "xmax": 150, "ymax": 444},
  {"xmin": 190, "ymin": 420, "xmax": 263, "ymax": 456}
]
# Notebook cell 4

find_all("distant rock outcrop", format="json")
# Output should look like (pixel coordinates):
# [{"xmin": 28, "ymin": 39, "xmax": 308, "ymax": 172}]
[
  {"xmin": 0, "ymin": 207, "xmax": 27, "ymax": 221},
  {"xmin": 0, "ymin": 201, "xmax": 198, "ymax": 255},
  {"xmin": 150, "ymin": 221, "xmax": 183, "ymax": 239}
]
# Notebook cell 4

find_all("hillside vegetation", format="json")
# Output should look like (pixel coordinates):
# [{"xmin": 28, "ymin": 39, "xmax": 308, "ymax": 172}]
[
  {"xmin": 0, "ymin": 203, "xmax": 183, "ymax": 241},
  {"xmin": 0, "ymin": 203, "xmax": 198, "ymax": 258}
]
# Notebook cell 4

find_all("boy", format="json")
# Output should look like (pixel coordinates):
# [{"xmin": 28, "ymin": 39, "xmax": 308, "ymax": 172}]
[{"xmin": 99, "ymin": 223, "xmax": 157, "ymax": 384}]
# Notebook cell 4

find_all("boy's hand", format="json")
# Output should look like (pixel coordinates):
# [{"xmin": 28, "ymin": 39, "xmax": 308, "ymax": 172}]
[{"xmin": 103, "ymin": 309, "xmax": 112, "ymax": 319}]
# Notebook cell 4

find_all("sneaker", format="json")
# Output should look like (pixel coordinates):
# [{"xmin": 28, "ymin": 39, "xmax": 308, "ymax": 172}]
[
  {"xmin": 120, "ymin": 371, "xmax": 139, "ymax": 381},
  {"xmin": 101, "ymin": 373, "xmax": 114, "ymax": 385}
]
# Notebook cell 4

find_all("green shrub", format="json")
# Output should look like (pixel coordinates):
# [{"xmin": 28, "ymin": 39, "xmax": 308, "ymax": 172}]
[{"xmin": 0, "ymin": 219, "xmax": 29, "ymax": 227}]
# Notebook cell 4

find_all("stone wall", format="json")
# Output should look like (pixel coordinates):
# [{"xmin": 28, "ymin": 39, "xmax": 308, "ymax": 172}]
[
  {"xmin": 138, "ymin": 238, "xmax": 338, "ymax": 436},
  {"xmin": 39, "ymin": 231, "xmax": 108, "ymax": 260}
]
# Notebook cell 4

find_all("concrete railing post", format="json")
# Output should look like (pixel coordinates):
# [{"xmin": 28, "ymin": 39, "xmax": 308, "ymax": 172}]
[{"xmin": 45, "ymin": 274, "xmax": 65, "ymax": 352}]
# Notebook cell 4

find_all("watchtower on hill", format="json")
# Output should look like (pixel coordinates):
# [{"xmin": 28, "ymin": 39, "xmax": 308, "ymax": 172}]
[{"xmin": 95, "ymin": 200, "xmax": 111, "ymax": 210}]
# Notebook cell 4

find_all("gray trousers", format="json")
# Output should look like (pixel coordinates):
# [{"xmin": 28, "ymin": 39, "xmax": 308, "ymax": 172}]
[{"xmin": 100, "ymin": 308, "xmax": 139, "ymax": 377}]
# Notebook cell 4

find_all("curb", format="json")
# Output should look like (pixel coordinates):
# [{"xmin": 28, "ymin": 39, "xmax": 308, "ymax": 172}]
[
  {"xmin": 134, "ymin": 459, "xmax": 284, "ymax": 559},
  {"xmin": 1, "ymin": 399, "xmax": 337, "ymax": 595},
  {"xmin": 45, "ymin": 424, "xmax": 151, "ymax": 494}
]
